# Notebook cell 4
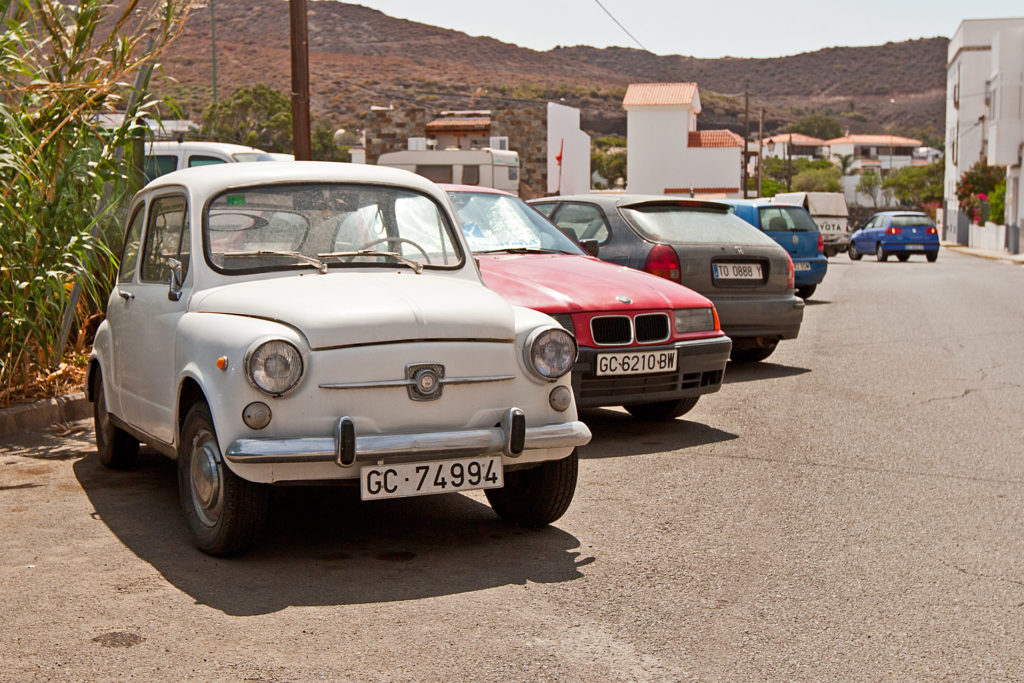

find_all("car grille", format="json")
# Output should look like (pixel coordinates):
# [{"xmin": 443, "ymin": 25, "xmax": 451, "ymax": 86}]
[{"xmin": 590, "ymin": 313, "xmax": 671, "ymax": 345}]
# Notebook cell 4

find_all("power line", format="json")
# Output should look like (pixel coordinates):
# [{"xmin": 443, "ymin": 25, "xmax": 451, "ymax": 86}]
[{"xmin": 592, "ymin": 0, "xmax": 649, "ymax": 53}]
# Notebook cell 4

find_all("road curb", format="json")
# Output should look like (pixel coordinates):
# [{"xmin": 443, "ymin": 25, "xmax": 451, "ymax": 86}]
[{"xmin": 0, "ymin": 392, "xmax": 90, "ymax": 439}]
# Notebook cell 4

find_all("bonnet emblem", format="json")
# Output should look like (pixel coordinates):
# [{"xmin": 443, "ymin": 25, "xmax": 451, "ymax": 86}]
[{"xmin": 616, "ymin": 295, "xmax": 632, "ymax": 304}]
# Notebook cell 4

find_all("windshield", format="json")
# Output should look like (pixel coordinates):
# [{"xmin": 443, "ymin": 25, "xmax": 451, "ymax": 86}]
[
  {"xmin": 448, "ymin": 191, "xmax": 584, "ymax": 255},
  {"xmin": 205, "ymin": 183, "xmax": 463, "ymax": 273},
  {"xmin": 757, "ymin": 206, "xmax": 819, "ymax": 232},
  {"xmin": 891, "ymin": 215, "xmax": 934, "ymax": 227},
  {"xmin": 621, "ymin": 203, "xmax": 778, "ymax": 246}
]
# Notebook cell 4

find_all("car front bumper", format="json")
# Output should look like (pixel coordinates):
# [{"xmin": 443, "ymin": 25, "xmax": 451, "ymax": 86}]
[
  {"xmin": 571, "ymin": 335, "xmax": 732, "ymax": 408},
  {"xmin": 225, "ymin": 412, "xmax": 591, "ymax": 473}
]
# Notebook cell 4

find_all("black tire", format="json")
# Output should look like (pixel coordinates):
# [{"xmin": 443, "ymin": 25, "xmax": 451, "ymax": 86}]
[
  {"xmin": 848, "ymin": 242, "xmax": 862, "ymax": 260},
  {"xmin": 797, "ymin": 284, "xmax": 817, "ymax": 299},
  {"xmin": 93, "ymin": 372, "xmax": 139, "ymax": 469},
  {"xmin": 926, "ymin": 252, "xmax": 938, "ymax": 262},
  {"xmin": 624, "ymin": 396, "xmax": 699, "ymax": 421},
  {"xmin": 485, "ymin": 450, "xmax": 578, "ymax": 527},
  {"xmin": 876, "ymin": 243, "xmax": 887, "ymax": 261},
  {"xmin": 896, "ymin": 253, "xmax": 910, "ymax": 262},
  {"xmin": 730, "ymin": 341, "xmax": 778, "ymax": 364},
  {"xmin": 178, "ymin": 402, "xmax": 269, "ymax": 556}
]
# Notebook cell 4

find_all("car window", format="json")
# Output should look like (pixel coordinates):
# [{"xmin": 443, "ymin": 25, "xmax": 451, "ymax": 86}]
[
  {"xmin": 891, "ymin": 215, "xmax": 934, "ymax": 227},
  {"xmin": 141, "ymin": 195, "xmax": 190, "ymax": 283},
  {"xmin": 620, "ymin": 203, "xmax": 778, "ymax": 246},
  {"xmin": 448, "ymin": 191, "xmax": 584, "ymax": 255},
  {"xmin": 205, "ymin": 183, "xmax": 463, "ymax": 273},
  {"xmin": 414, "ymin": 165, "xmax": 454, "ymax": 184},
  {"xmin": 758, "ymin": 206, "xmax": 818, "ymax": 232},
  {"xmin": 188, "ymin": 155, "xmax": 227, "ymax": 168},
  {"xmin": 118, "ymin": 205, "xmax": 145, "ymax": 283},
  {"xmin": 531, "ymin": 202, "xmax": 557, "ymax": 217},
  {"xmin": 461, "ymin": 165, "xmax": 480, "ymax": 186},
  {"xmin": 550, "ymin": 202, "xmax": 610, "ymax": 243},
  {"xmin": 144, "ymin": 155, "xmax": 178, "ymax": 181}
]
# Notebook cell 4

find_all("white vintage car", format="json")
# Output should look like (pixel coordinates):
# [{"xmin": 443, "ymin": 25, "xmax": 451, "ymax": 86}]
[{"xmin": 89, "ymin": 162, "xmax": 591, "ymax": 555}]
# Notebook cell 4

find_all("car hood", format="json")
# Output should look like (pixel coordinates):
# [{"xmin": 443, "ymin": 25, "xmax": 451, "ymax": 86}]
[
  {"xmin": 475, "ymin": 253, "xmax": 712, "ymax": 313},
  {"xmin": 190, "ymin": 271, "xmax": 516, "ymax": 349}
]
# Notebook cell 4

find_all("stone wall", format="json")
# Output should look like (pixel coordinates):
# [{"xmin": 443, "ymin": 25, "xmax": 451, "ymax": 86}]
[
  {"xmin": 491, "ymin": 104, "xmax": 548, "ymax": 197},
  {"xmin": 362, "ymin": 107, "xmax": 427, "ymax": 165}
]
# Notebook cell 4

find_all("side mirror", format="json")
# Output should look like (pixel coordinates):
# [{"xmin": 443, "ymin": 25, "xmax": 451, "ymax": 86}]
[
  {"xmin": 167, "ymin": 257, "xmax": 183, "ymax": 302},
  {"xmin": 580, "ymin": 239, "xmax": 600, "ymax": 257}
]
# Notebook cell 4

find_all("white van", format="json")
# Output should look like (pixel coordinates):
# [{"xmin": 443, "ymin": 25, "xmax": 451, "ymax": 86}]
[
  {"xmin": 773, "ymin": 192, "xmax": 850, "ymax": 257},
  {"xmin": 144, "ymin": 141, "xmax": 277, "ymax": 181},
  {"xmin": 376, "ymin": 149, "xmax": 520, "ymax": 194}
]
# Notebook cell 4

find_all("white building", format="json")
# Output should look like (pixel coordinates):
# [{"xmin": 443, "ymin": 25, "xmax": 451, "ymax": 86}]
[
  {"xmin": 547, "ymin": 102, "xmax": 591, "ymax": 196},
  {"xmin": 827, "ymin": 134, "xmax": 924, "ymax": 174},
  {"xmin": 624, "ymin": 83, "xmax": 743, "ymax": 196},
  {"xmin": 944, "ymin": 18, "xmax": 1024, "ymax": 245},
  {"xmin": 760, "ymin": 133, "xmax": 826, "ymax": 161}
]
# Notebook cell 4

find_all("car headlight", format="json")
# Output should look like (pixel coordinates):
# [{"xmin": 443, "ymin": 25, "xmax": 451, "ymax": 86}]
[
  {"xmin": 524, "ymin": 326, "xmax": 577, "ymax": 380},
  {"xmin": 246, "ymin": 339, "xmax": 303, "ymax": 396},
  {"xmin": 674, "ymin": 307, "xmax": 716, "ymax": 333}
]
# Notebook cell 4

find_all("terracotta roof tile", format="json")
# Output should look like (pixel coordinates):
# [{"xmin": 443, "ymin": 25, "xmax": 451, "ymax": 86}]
[
  {"xmin": 425, "ymin": 117, "xmax": 491, "ymax": 132},
  {"xmin": 689, "ymin": 130, "xmax": 744, "ymax": 148},
  {"xmin": 760, "ymin": 133, "xmax": 826, "ymax": 146},
  {"xmin": 623, "ymin": 83, "xmax": 698, "ymax": 107},
  {"xmin": 826, "ymin": 134, "xmax": 922, "ymax": 146}
]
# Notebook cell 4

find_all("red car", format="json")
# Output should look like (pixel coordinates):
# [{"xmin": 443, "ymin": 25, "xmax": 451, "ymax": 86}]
[{"xmin": 444, "ymin": 185, "xmax": 732, "ymax": 420}]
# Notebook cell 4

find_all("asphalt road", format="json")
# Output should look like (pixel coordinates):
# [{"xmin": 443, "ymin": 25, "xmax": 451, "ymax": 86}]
[{"xmin": 2, "ymin": 248, "xmax": 1023, "ymax": 681}]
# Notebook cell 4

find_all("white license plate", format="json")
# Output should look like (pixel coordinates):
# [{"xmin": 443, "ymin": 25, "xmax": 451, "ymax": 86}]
[
  {"xmin": 360, "ymin": 455, "xmax": 503, "ymax": 501},
  {"xmin": 713, "ymin": 262, "xmax": 763, "ymax": 279},
  {"xmin": 794, "ymin": 262, "xmax": 811, "ymax": 271},
  {"xmin": 596, "ymin": 349, "xmax": 677, "ymax": 376}
]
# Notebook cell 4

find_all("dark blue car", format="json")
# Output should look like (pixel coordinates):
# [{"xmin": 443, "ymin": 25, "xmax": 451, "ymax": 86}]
[
  {"xmin": 848, "ymin": 211, "xmax": 939, "ymax": 262},
  {"xmin": 721, "ymin": 199, "xmax": 827, "ymax": 299}
]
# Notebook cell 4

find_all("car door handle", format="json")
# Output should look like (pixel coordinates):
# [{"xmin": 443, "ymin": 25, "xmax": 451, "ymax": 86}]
[{"xmin": 118, "ymin": 290, "xmax": 135, "ymax": 301}]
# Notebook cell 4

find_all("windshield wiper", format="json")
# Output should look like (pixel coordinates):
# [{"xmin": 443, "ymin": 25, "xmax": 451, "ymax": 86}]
[
  {"xmin": 222, "ymin": 250, "xmax": 327, "ymax": 273},
  {"xmin": 318, "ymin": 250, "xmax": 424, "ymax": 274},
  {"xmin": 475, "ymin": 247, "xmax": 569, "ymax": 255}
]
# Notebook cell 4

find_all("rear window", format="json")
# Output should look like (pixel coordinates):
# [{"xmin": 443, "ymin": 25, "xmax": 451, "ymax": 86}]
[
  {"xmin": 891, "ymin": 215, "xmax": 933, "ymax": 227},
  {"xmin": 758, "ymin": 206, "xmax": 818, "ymax": 232},
  {"xmin": 620, "ymin": 203, "xmax": 777, "ymax": 246}
]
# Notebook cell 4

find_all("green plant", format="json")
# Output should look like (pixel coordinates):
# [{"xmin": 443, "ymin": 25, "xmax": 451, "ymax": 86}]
[
  {"xmin": 989, "ymin": 178, "xmax": 1006, "ymax": 225},
  {"xmin": 0, "ymin": 0, "xmax": 192, "ymax": 404},
  {"xmin": 856, "ymin": 169, "xmax": 882, "ymax": 207},
  {"xmin": 882, "ymin": 161, "xmax": 943, "ymax": 209},
  {"xmin": 956, "ymin": 161, "xmax": 1005, "ymax": 224}
]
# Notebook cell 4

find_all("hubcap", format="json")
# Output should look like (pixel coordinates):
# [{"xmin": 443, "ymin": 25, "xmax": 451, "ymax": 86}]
[{"xmin": 190, "ymin": 430, "xmax": 223, "ymax": 527}]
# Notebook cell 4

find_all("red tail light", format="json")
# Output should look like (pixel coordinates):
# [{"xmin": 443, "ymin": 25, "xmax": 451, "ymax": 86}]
[
  {"xmin": 712, "ymin": 306, "xmax": 721, "ymax": 331},
  {"xmin": 926, "ymin": 226, "xmax": 937, "ymax": 235},
  {"xmin": 817, "ymin": 233, "xmax": 824, "ymax": 254},
  {"xmin": 644, "ymin": 245, "xmax": 680, "ymax": 282},
  {"xmin": 786, "ymin": 254, "xmax": 795, "ymax": 290},
  {"xmin": 885, "ymin": 226, "xmax": 902, "ymax": 235}
]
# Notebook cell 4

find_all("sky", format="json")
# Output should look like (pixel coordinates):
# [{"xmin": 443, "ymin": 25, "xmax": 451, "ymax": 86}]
[{"xmin": 344, "ymin": 0, "xmax": 1024, "ymax": 59}]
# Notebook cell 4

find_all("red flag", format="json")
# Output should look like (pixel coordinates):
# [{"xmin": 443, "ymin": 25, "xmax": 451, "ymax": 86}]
[{"xmin": 556, "ymin": 139, "xmax": 564, "ymax": 167}]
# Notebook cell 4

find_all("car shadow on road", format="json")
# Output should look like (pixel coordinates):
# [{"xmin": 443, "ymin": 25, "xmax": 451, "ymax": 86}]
[
  {"xmin": 723, "ymin": 361, "xmax": 811, "ymax": 384},
  {"xmin": 73, "ymin": 449, "xmax": 592, "ymax": 616},
  {"xmin": 803, "ymin": 298, "xmax": 832, "ymax": 306},
  {"xmin": 577, "ymin": 409, "xmax": 738, "ymax": 459}
]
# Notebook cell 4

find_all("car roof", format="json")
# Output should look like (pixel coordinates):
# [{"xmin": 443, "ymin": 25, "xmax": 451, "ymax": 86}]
[
  {"xmin": 530, "ymin": 193, "xmax": 733, "ymax": 210},
  {"xmin": 140, "ymin": 161, "xmax": 445, "ymax": 200},
  {"xmin": 874, "ymin": 211, "xmax": 928, "ymax": 216},
  {"xmin": 145, "ymin": 140, "xmax": 269, "ymax": 155}
]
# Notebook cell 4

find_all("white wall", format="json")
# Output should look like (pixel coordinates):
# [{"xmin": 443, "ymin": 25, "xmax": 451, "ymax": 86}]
[
  {"xmin": 626, "ymin": 107, "xmax": 689, "ymax": 194},
  {"xmin": 671, "ymin": 148, "xmax": 741, "ymax": 195},
  {"xmin": 546, "ymin": 102, "xmax": 591, "ymax": 195}
]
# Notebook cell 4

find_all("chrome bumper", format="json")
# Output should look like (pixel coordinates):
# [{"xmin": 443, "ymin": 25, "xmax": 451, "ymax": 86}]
[{"xmin": 224, "ymin": 413, "xmax": 591, "ymax": 467}]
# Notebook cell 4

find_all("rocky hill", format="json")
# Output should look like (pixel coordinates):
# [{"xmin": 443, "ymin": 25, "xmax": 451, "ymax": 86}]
[{"xmin": 156, "ymin": 0, "xmax": 948, "ymax": 143}]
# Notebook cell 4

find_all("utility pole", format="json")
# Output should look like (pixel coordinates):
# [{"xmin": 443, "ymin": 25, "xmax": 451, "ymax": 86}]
[
  {"xmin": 743, "ymin": 84, "xmax": 749, "ymax": 198},
  {"xmin": 210, "ymin": 0, "xmax": 218, "ymax": 107},
  {"xmin": 289, "ymin": 0, "xmax": 312, "ymax": 159},
  {"xmin": 757, "ymin": 108, "xmax": 764, "ymax": 197},
  {"xmin": 786, "ymin": 134, "xmax": 792, "ymax": 192}
]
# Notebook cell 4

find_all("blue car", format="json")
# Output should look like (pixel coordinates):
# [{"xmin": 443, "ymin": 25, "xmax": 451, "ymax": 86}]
[
  {"xmin": 721, "ymin": 199, "xmax": 827, "ymax": 299},
  {"xmin": 848, "ymin": 211, "xmax": 940, "ymax": 262}
]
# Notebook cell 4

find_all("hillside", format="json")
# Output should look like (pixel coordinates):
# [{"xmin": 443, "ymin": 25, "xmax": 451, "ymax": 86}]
[{"xmin": 156, "ymin": 0, "xmax": 948, "ymax": 143}]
